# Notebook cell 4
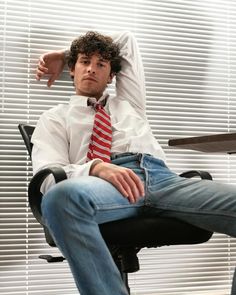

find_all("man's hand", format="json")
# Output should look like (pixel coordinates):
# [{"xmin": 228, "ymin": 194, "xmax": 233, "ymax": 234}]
[
  {"xmin": 36, "ymin": 50, "xmax": 66, "ymax": 87},
  {"xmin": 90, "ymin": 162, "xmax": 145, "ymax": 204}
]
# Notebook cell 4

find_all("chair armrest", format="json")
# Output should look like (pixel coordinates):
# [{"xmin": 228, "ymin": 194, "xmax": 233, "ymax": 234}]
[
  {"xmin": 179, "ymin": 170, "xmax": 212, "ymax": 180},
  {"xmin": 28, "ymin": 167, "xmax": 67, "ymax": 224}
]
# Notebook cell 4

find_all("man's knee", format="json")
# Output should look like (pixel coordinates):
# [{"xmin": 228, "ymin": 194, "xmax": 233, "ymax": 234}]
[
  {"xmin": 42, "ymin": 179, "xmax": 88, "ymax": 216},
  {"xmin": 41, "ymin": 177, "xmax": 98, "ymax": 221}
]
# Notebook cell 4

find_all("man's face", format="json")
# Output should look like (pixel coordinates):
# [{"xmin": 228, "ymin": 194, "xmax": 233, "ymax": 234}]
[{"xmin": 70, "ymin": 53, "xmax": 114, "ymax": 99}]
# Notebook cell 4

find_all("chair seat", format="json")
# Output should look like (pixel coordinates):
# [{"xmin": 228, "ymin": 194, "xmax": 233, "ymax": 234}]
[{"xmin": 100, "ymin": 216, "xmax": 212, "ymax": 248}]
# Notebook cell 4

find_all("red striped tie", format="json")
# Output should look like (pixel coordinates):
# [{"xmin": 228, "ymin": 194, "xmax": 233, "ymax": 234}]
[{"xmin": 87, "ymin": 98, "xmax": 112, "ymax": 163}]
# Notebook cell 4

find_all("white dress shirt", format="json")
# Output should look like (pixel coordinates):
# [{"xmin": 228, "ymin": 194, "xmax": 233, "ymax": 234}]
[{"xmin": 31, "ymin": 31, "xmax": 166, "ymax": 193}]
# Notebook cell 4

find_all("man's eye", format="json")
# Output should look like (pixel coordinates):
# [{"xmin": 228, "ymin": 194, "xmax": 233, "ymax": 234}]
[
  {"xmin": 80, "ymin": 59, "xmax": 89, "ymax": 64},
  {"xmin": 98, "ymin": 63, "xmax": 105, "ymax": 67}
]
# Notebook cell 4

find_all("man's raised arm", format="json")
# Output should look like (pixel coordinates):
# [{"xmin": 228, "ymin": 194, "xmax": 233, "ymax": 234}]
[
  {"xmin": 36, "ymin": 49, "xmax": 67, "ymax": 87},
  {"xmin": 111, "ymin": 31, "xmax": 146, "ymax": 113},
  {"xmin": 35, "ymin": 31, "xmax": 146, "ymax": 111}
]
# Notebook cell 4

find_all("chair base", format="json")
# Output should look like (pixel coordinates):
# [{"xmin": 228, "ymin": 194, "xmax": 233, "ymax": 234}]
[
  {"xmin": 38, "ymin": 253, "xmax": 131, "ymax": 293},
  {"xmin": 39, "ymin": 255, "xmax": 65, "ymax": 263}
]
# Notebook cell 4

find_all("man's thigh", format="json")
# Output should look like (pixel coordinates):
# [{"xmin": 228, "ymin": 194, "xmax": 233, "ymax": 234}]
[
  {"xmin": 145, "ymin": 175, "xmax": 236, "ymax": 236},
  {"xmin": 43, "ymin": 176, "xmax": 145, "ymax": 225}
]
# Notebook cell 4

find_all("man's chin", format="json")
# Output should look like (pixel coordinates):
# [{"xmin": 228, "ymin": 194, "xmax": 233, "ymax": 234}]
[{"xmin": 76, "ymin": 90, "xmax": 102, "ymax": 99}]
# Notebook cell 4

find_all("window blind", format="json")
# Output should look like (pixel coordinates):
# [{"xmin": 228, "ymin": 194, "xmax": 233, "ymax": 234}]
[{"xmin": 0, "ymin": 0, "xmax": 236, "ymax": 294}]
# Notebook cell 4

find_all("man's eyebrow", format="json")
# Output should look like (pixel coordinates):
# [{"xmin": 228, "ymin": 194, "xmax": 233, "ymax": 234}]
[
  {"xmin": 79, "ymin": 55, "xmax": 89, "ymax": 60},
  {"xmin": 78, "ymin": 55, "xmax": 109, "ymax": 63},
  {"xmin": 98, "ymin": 57, "xmax": 109, "ymax": 63}
]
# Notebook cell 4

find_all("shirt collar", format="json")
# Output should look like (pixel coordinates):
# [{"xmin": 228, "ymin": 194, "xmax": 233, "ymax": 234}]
[{"xmin": 69, "ymin": 93, "xmax": 109, "ymax": 107}]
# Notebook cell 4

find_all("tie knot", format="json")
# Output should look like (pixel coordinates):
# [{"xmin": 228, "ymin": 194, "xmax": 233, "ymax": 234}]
[{"xmin": 87, "ymin": 97, "xmax": 104, "ymax": 111}]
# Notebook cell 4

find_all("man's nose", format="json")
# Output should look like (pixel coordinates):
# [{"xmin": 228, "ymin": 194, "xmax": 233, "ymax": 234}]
[{"xmin": 87, "ymin": 64, "xmax": 96, "ymax": 74}]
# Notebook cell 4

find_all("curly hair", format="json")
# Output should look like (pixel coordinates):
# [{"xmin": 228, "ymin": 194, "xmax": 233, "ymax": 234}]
[{"xmin": 68, "ymin": 31, "xmax": 122, "ymax": 74}]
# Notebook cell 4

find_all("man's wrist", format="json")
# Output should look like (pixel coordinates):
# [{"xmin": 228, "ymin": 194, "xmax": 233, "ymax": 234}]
[
  {"xmin": 89, "ymin": 160, "xmax": 104, "ymax": 176},
  {"xmin": 64, "ymin": 49, "xmax": 70, "ymax": 64}
]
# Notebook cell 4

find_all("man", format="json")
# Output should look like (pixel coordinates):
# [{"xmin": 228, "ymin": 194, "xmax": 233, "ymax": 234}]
[{"xmin": 34, "ymin": 31, "xmax": 236, "ymax": 295}]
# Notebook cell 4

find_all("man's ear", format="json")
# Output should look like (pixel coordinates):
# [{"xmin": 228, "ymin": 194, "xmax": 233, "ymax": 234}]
[
  {"xmin": 70, "ymin": 68, "xmax": 75, "ymax": 79},
  {"xmin": 107, "ymin": 73, "xmax": 115, "ymax": 84}
]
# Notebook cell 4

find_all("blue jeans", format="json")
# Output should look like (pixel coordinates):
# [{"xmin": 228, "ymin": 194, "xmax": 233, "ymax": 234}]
[{"xmin": 41, "ymin": 153, "xmax": 236, "ymax": 295}]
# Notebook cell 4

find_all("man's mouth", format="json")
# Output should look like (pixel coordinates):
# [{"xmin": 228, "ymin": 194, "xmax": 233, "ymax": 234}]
[{"xmin": 84, "ymin": 77, "xmax": 97, "ymax": 82}]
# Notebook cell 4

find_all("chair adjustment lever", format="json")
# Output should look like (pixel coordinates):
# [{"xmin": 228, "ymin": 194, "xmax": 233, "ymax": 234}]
[{"xmin": 39, "ymin": 254, "xmax": 65, "ymax": 263}]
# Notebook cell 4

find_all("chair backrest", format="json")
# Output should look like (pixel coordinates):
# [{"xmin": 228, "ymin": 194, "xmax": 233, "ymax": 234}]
[
  {"xmin": 18, "ymin": 124, "xmax": 35, "ymax": 156},
  {"xmin": 18, "ymin": 123, "xmax": 57, "ymax": 246}
]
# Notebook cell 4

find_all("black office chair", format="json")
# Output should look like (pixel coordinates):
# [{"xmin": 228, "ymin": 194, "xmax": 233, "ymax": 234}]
[{"xmin": 18, "ymin": 123, "xmax": 213, "ymax": 294}]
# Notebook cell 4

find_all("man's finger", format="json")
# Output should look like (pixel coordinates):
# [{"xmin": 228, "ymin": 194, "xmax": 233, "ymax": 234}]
[
  {"xmin": 39, "ymin": 54, "xmax": 46, "ymax": 66},
  {"xmin": 124, "ymin": 175, "xmax": 141, "ymax": 202},
  {"xmin": 113, "ymin": 180, "xmax": 132, "ymax": 201},
  {"xmin": 47, "ymin": 73, "xmax": 59, "ymax": 87},
  {"xmin": 129, "ymin": 171, "xmax": 145, "ymax": 197},
  {"xmin": 117, "ymin": 176, "xmax": 137, "ymax": 203},
  {"xmin": 109, "ymin": 173, "xmax": 136, "ymax": 203},
  {"xmin": 38, "ymin": 63, "xmax": 48, "ymax": 73},
  {"xmin": 35, "ymin": 69, "xmax": 45, "ymax": 80},
  {"xmin": 116, "ymin": 172, "xmax": 144, "ymax": 203}
]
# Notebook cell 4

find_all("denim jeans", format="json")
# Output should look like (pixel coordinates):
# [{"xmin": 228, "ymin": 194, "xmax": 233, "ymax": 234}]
[{"xmin": 41, "ymin": 153, "xmax": 236, "ymax": 295}]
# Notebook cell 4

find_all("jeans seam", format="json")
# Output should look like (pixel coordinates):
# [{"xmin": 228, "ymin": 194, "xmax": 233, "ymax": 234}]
[
  {"xmin": 94, "ymin": 204, "xmax": 142, "ymax": 210},
  {"xmin": 146, "ymin": 202, "xmax": 236, "ymax": 218}
]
